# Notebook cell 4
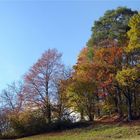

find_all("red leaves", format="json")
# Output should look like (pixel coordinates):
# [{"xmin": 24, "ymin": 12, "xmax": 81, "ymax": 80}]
[
  {"xmin": 94, "ymin": 46, "xmax": 123, "ymax": 65},
  {"xmin": 23, "ymin": 49, "xmax": 64, "ymax": 109}
]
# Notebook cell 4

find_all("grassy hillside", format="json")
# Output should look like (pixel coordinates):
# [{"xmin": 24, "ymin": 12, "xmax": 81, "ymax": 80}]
[{"xmin": 19, "ymin": 121, "xmax": 140, "ymax": 140}]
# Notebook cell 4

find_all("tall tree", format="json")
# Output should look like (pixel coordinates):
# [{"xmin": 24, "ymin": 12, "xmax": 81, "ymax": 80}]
[
  {"xmin": 94, "ymin": 46, "xmax": 123, "ymax": 116},
  {"xmin": 24, "ymin": 49, "xmax": 63, "ymax": 123},
  {"xmin": 54, "ymin": 67, "xmax": 73, "ymax": 120},
  {"xmin": 87, "ymin": 7, "xmax": 137, "ymax": 47},
  {"xmin": 86, "ymin": 7, "xmax": 137, "ymax": 118},
  {"xmin": 68, "ymin": 48, "xmax": 97, "ymax": 121},
  {"xmin": 116, "ymin": 13, "xmax": 140, "ymax": 120}
]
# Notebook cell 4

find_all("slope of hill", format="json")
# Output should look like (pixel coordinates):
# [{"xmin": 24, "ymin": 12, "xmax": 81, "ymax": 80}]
[{"xmin": 19, "ymin": 119, "xmax": 140, "ymax": 140}]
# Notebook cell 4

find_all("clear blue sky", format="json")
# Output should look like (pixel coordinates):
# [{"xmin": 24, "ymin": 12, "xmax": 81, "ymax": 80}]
[{"xmin": 0, "ymin": 0, "xmax": 139, "ymax": 90}]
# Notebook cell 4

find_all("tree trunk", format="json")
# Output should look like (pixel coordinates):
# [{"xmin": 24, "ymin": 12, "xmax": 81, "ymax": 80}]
[
  {"xmin": 58, "ymin": 104, "xmax": 62, "ymax": 121},
  {"xmin": 133, "ymin": 91, "xmax": 137, "ymax": 118},
  {"xmin": 126, "ymin": 91, "xmax": 133, "ymax": 121},
  {"xmin": 89, "ymin": 113, "xmax": 94, "ymax": 122},
  {"xmin": 45, "ymin": 80, "xmax": 51, "ymax": 123},
  {"xmin": 116, "ymin": 85, "xmax": 123, "ymax": 118},
  {"xmin": 47, "ymin": 103, "xmax": 51, "ymax": 123},
  {"xmin": 113, "ymin": 96, "xmax": 118, "ymax": 113},
  {"xmin": 96, "ymin": 92, "xmax": 100, "ymax": 117},
  {"xmin": 127, "ymin": 97, "xmax": 132, "ymax": 121},
  {"xmin": 80, "ymin": 109, "xmax": 84, "ymax": 121},
  {"xmin": 88, "ymin": 104, "xmax": 94, "ymax": 122}
]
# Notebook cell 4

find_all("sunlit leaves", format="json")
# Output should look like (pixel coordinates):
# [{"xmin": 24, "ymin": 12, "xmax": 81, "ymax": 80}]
[
  {"xmin": 116, "ymin": 68, "xmax": 139, "ymax": 87},
  {"xmin": 126, "ymin": 13, "xmax": 140, "ymax": 53}
]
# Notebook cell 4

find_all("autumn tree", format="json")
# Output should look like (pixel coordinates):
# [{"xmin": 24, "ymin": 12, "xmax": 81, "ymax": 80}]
[
  {"xmin": 67, "ymin": 48, "xmax": 97, "ymax": 121},
  {"xmin": 85, "ymin": 7, "xmax": 137, "ymax": 118},
  {"xmin": 54, "ymin": 67, "xmax": 73, "ymax": 120},
  {"xmin": 93, "ymin": 46, "xmax": 123, "ymax": 116},
  {"xmin": 24, "ymin": 49, "xmax": 64, "ymax": 123},
  {"xmin": 116, "ymin": 13, "xmax": 140, "ymax": 120}
]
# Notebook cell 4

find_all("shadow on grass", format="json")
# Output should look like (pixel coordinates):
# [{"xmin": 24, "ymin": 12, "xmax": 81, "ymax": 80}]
[{"xmin": 0, "ymin": 121, "xmax": 93, "ymax": 140}]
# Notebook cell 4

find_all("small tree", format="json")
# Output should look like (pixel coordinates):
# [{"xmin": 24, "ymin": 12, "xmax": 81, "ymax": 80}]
[{"xmin": 1, "ymin": 81, "xmax": 24, "ymax": 114}]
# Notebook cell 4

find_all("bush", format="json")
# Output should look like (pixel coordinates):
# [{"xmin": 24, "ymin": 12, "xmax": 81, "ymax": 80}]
[
  {"xmin": 51, "ymin": 119, "xmax": 72, "ymax": 131},
  {"xmin": 9, "ymin": 110, "xmax": 47, "ymax": 137},
  {"xmin": 2, "ymin": 110, "xmax": 87, "ymax": 139}
]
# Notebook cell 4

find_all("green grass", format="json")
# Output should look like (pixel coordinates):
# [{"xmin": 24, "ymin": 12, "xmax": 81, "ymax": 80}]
[{"xmin": 18, "ymin": 123, "xmax": 140, "ymax": 140}]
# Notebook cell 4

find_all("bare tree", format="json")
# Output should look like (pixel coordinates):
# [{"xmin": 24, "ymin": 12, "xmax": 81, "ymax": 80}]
[
  {"xmin": 0, "ymin": 81, "xmax": 24, "ymax": 114},
  {"xmin": 24, "ymin": 49, "xmax": 64, "ymax": 123}
]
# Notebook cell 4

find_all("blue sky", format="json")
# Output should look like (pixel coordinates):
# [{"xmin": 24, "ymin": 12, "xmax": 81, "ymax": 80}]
[{"xmin": 0, "ymin": 0, "xmax": 139, "ymax": 90}]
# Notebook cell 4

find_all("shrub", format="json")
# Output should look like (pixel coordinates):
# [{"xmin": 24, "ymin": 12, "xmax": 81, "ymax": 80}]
[{"xmin": 9, "ymin": 110, "xmax": 47, "ymax": 136}]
